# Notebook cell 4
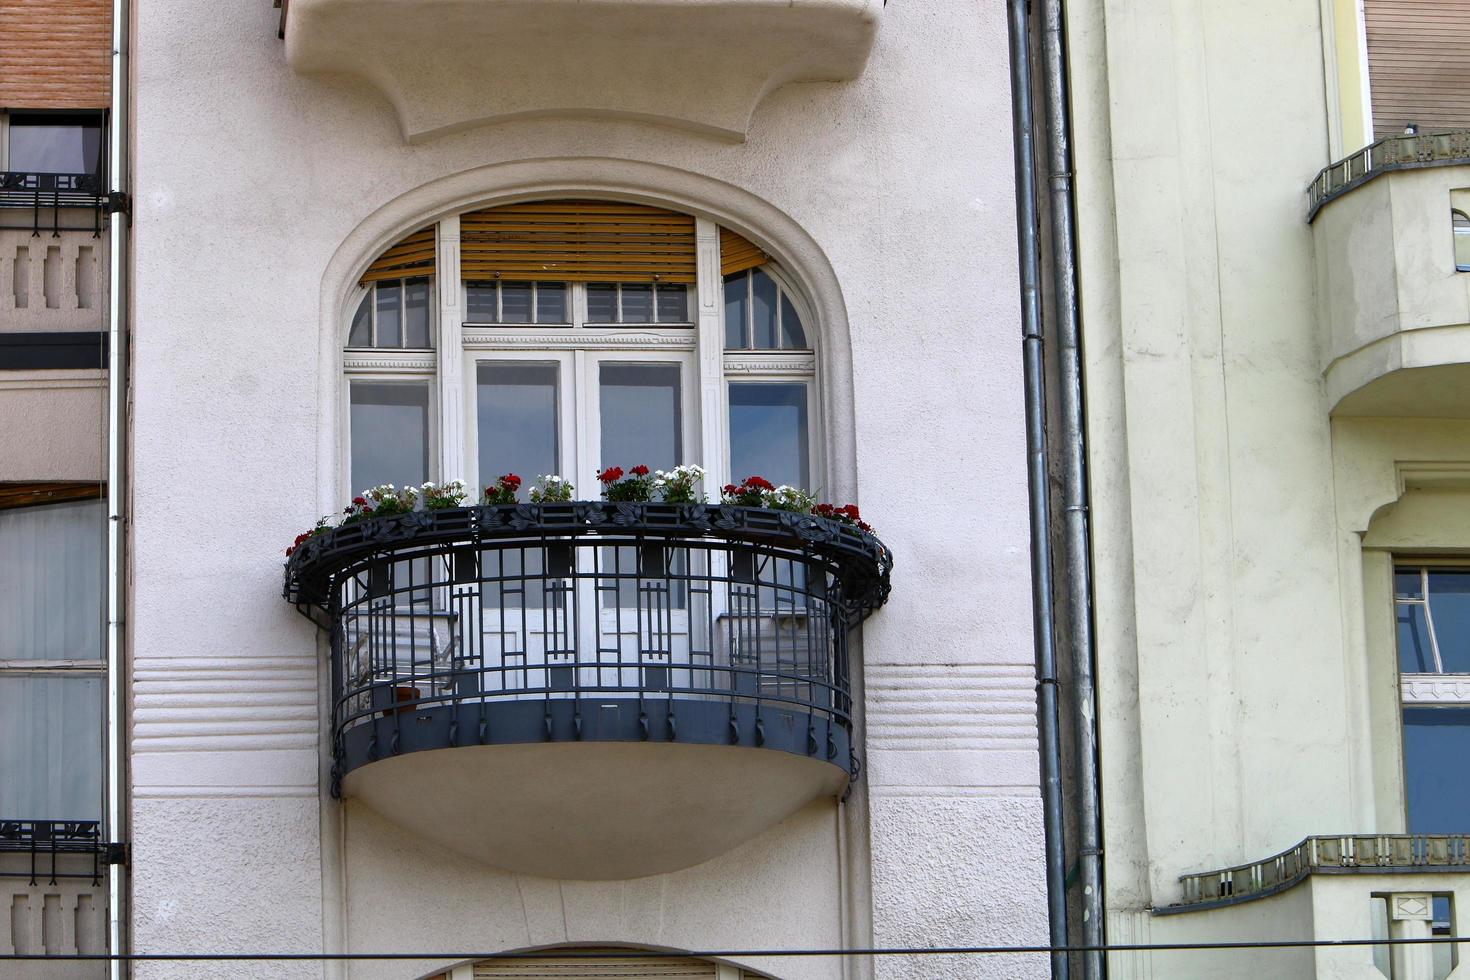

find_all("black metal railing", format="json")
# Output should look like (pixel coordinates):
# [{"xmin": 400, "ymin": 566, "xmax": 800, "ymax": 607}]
[
  {"xmin": 0, "ymin": 820, "xmax": 119, "ymax": 886},
  {"xmin": 0, "ymin": 171, "xmax": 108, "ymax": 235},
  {"xmin": 285, "ymin": 502, "xmax": 892, "ymax": 794}
]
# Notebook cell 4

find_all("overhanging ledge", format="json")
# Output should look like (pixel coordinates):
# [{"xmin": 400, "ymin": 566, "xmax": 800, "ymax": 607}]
[{"xmin": 280, "ymin": 0, "xmax": 883, "ymax": 142}]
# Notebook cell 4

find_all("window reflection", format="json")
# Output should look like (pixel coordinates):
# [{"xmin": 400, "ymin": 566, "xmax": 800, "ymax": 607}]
[{"xmin": 350, "ymin": 381, "xmax": 431, "ymax": 491}]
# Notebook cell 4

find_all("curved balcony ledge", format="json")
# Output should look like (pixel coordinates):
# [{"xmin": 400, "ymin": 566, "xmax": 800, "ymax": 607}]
[
  {"xmin": 285, "ymin": 501, "xmax": 891, "ymax": 878},
  {"xmin": 1157, "ymin": 834, "xmax": 1470, "ymax": 915},
  {"xmin": 1310, "ymin": 136, "xmax": 1470, "ymax": 416},
  {"xmin": 280, "ymin": 0, "xmax": 882, "ymax": 142}
]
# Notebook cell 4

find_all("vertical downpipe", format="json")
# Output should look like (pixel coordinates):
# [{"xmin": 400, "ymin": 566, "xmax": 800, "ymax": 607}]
[
  {"xmin": 105, "ymin": 0, "xmax": 130, "ymax": 974},
  {"xmin": 1039, "ymin": 0, "xmax": 1105, "ymax": 976},
  {"xmin": 1007, "ymin": 0, "xmax": 1070, "ymax": 977}
]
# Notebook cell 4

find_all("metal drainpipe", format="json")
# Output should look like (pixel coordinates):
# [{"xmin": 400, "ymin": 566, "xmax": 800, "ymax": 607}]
[
  {"xmin": 1039, "ymin": 0, "xmax": 1105, "ymax": 976},
  {"xmin": 1006, "ymin": 1, "xmax": 1070, "ymax": 977},
  {"xmin": 106, "ymin": 0, "xmax": 130, "ymax": 973}
]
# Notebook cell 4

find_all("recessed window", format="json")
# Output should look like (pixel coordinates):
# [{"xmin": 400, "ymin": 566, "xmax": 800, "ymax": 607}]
[
  {"xmin": 723, "ymin": 268, "xmax": 807, "ymax": 350},
  {"xmin": 349, "ymin": 381, "xmax": 431, "ymax": 491},
  {"xmin": 585, "ymin": 282, "xmax": 690, "ymax": 325},
  {"xmin": 5, "ymin": 113, "xmax": 104, "ymax": 176},
  {"xmin": 348, "ymin": 277, "xmax": 434, "ymax": 349},
  {"xmin": 1454, "ymin": 210, "xmax": 1470, "ymax": 273},
  {"xmin": 466, "ymin": 281, "xmax": 569, "ymax": 325}
]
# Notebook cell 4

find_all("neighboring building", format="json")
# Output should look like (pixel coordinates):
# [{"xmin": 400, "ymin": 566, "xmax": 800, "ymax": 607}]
[
  {"xmin": 1064, "ymin": 0, "xmax": 1470, "ymax": 977},
  {"xmin": 1, "ymin": 0, "xmax": 1050, "ymax": 977}
]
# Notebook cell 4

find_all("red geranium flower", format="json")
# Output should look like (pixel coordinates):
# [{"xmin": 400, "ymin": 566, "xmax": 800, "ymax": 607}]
[
  {"xmin": 598, "ymin": 466, "xmax": 624, "ymax": 484},
  {"xmin": 631, "ymin": 465, "xmax": 649, "ymax": 476},
  {"xmin": 742, "ymin": 476, "xmax": 774, "ymax": 491},
  {"xmin": 352, "ymin": 496, "xmax": 367, "ymax": 506},
  {"xmin": 501, "ymin": 473, "xmax": 522, "ymax": 488},
  {"xmin": 722, "ymin": 484, "xmax": 739, "ymax": 495}
]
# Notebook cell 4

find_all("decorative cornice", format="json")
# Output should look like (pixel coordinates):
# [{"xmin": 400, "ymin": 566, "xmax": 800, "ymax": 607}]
[
  {"xmin": 1402, "ymin": 674, "xmax": 1470, "ymax": 704},
  {"xmin": 342, "ymin": 352, "xmax": 437, "ymax": 373},
  {"xmin": 722, "ymin": 355, "xmax": 816, "ymax": 375},
  {"xmin": 461, "ymin": 330, "xmax": 695, "ymax": 350}
]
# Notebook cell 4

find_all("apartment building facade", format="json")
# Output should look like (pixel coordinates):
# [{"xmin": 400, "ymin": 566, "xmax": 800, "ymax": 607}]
[{"xmin": 4, "ymin": 0, "xmax": 1051, "ymax": 977}]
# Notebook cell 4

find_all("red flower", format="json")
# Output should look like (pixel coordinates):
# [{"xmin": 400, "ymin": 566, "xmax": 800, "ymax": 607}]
[
  {"xmin": 285, "ymin": 546, "xmax": 295, "ymax": 556},
  {"xmin": 598, "ymin": 466, "xmax": 624, "ymax": 484},
  {"xmin": 501, "ymin": 473, "xmax": 522, "ymax": 489},
  {"xmin": 742, "ymin": 476, "xmax": 774, "ymax": 491},
  {"xmin": 631, "ymin": 465, "xmax": 650, "ymax": 476},
  {"xmin": 722, "ymin": 484, "xmax": 739, "ymax": 495},
  {"xmin": 352, "ymin": 496, "xmax": 367, "ymax": 506}
]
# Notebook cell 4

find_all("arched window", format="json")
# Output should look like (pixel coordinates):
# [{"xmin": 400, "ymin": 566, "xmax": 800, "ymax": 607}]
[
  {"xmin": 341, "ymin": 201, "xmax": 821, "ymax": 501},
  {"xmin": 1453, "ymin": 209, "xmax": 1470, "ymax": 273},
  {"xmin": 434, "ymin": 948, "xmax": 773, "ymax": 979}
]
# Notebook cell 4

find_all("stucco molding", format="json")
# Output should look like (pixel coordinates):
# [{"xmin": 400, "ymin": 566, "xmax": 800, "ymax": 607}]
[{"xmin": 461, "ymin": 330, "xmax": 696, "ymax": 351}]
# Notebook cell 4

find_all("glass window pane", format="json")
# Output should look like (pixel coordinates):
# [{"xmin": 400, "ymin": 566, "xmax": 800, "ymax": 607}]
[
  {"xmin": 0, "ymin": 676, "xmax": 102, "ymax": 821},
  {"xmin": 724, "ymin": 273, "xmax": 748, "ymax": 348},
  {"xmin": 1398, "ymin": 602, "xmax": 1436, "ymax": 673},
  {"xmin": 476, "ymin": 363, "xmax": 559, "ymax": 491},
  {"xmin": 621, "ymin": 283, "xmax": 653, "ymax": 322},
  {"xmin": 780, "ymin": 294, "xmax": 808, "ymax": 349},
  {"xmin": 536, "ymin": 283, "xmax": 568, "ymax": 323},
  {"xmin": 0, "ymin": 500, "xmax": 104, "ymax": 660},
  {"xmin": 466, "ymin": 282, "xmax": 498, "ymax": 322},
  {"xmin": 348, "ymin": 292, "xmax": 372, "ymax": 347},
  {"xmin": 375, "ymin": 282, "xmax": 403, "ymax": 347},
  {"xmin": 1427, "ymin": 571, "xmax": 1470, "ymax": 673},
  {"xmin": 729, "ymin": 383, "xmax": 809, "ymax": 488},
  {"xmin": 350, "ymin": 381, "xmax": 430, "ymax": 492},
  {"xmin": 599, "ymin": 363, "xmax": 681, "ymax": 471},
  {"xmin": 656, "ymin": 284, "xmax": 688, "ymax": 323},
  {"xmin": 500, "ymin": 282, "xmax": 533, "ymax": 324},
  {"xmin": 587, "ymin": 284, "xmax": 618, "ymax": 323},
  {"xmin": 1403, "ymin": 706, "xmax": 1470, "ymax": 833},
  {"xmin": 751, "ymin": 269, "xmax": 778, "ymax": 349},
  {"xmin": 404, "ymin": 277, "xmax": 432, "ymax": 347},
  {"xmin": 1396, "ymin": 569, "xmax": 1424, "ymax": 599},
  {"xmin": 9, "ymin": 117, "xmax": 102, "ymax": 175},
  {"xmin": 1455, "ymin": 211, "xmax": 1470, "ymax": 273}
]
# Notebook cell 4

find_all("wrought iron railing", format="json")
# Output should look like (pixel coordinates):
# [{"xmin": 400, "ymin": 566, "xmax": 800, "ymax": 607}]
[
  {"xmin": 1161, "ymin": 834, "xmax": 1470, "ymax": 913},
  {"xmin": 0, "ymin": 171, "xmax": 108, "ymax": 235},
  {"xmin": 0, "ymin": 820, "xmax": 121, "ymax": 886},
  {"xmin": 1308, "ymin": 130, "xmax": 1470, "ymax": 221},
  {"xmin": 285, "ymin": 502, "xmax": 892, "ymax": 795}
]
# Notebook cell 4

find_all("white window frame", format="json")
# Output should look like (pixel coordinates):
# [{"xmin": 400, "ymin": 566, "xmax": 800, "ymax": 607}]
[{"xmin": 1396, "ymin": 561, "xmax": 1470, "ymax": 706}]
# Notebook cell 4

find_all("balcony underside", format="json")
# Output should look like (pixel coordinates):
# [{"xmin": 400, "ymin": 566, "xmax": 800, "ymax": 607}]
[
  {"xmin": 343, "ymin": 698, "xmax": 848, "ymax": 878},
  {"xmin": 282, "ymin": 0, "xmax": 882, "ymax": 141}
]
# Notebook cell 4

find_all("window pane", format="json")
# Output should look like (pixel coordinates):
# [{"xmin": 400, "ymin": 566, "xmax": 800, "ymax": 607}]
[
  {"xmin": 477, "ymin": 363, "xmax": 559, "ymax": 491},
  {"xmin": 751, "ymin": 269, "xmax": 778, "ymax": 349},
  {"xmin": 536, "ymin": 283, "xmax": 568, "ymax": 323},
  {"xmin": 348, "ymin": 292, "xmax": 372, "ymax": 347},
  {"xmin": 466, "ymin": 282, "xmax": 498, "ymax": 322},
  {"xmin": 1398, "ymin": 602, "xmax": 1436, "ymax": 673},
  {"xmin": 0, "ymin": 499, "xmax": 104, "ymax": 660},
  {"xmin": 1455, "ymin": 211, "xmax": 1470, "ymax": 273},
  {"xmin": 621, "ymin": 283, "xmax": 653, "ymax": 322},
  {"xmin": 780, "ymin": 294, "xmax": 808, "ymax": 349},
  {"xmin": 9, "ymin": 117, "xmax": 102, "ymax": 175},
  {"xmin": 350, "ymin": 381, "xmax": 430, "ymax": 492},
  {"xmin": 587, "ymin": 284, "xmax": 618, "ymax": 323},
  {"xmin": 724, "ymin": 273, "xmax": 748, "ymax": 348},
  {"xmin": 500, "ymin": 282, "xmax": 533, "ymax": 324},
  {"xmin": 599, "ymin": 363, "xmax": 681, "ymax": 471},
  {"xmin": 1396, "ymin": 569, "xmax": 1424, "ymax": 599},
  {"xmin": 375, "ymin": 282, "xmax": 403, "ymax": 347},
  {"xmin": 1427, "ymin": 571, "xmax": 1470, "ymax": 673},
  {"xmin": 1403, "ymin": 706, "xmax": 1470, "ymax": 833},
  {"xmin": 656, "ymin": 284, "xmax": 688, "ymax": 323},
  {"xmin": 404, "ymin": 277, "xmax": 432, "ymax": 347},
  {"xmin": 729, "ymin": 383, "xmax": 809, "ymax": 488},
  {"xmin": 0, "ymin": 676, "xmax": 102, "ymax": 821}
]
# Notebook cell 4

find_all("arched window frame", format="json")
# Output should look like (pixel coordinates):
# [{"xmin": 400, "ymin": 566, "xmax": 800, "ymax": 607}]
[
  {"xmin": 1452, "ymin": 208, "xmax": 1470, "ymax": 274},
  {"xmin": 339, "ymin": 206, "xmax": 825, "ymax": 501}
]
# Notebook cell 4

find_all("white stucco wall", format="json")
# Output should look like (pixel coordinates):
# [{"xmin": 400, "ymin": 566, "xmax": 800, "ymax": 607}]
[{"xmin": 129, "ymin": 0, "xmax": 1044, "ymax": 977}]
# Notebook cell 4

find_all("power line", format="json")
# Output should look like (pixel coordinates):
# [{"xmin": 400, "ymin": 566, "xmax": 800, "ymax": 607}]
[{"xmin": 5, "ymin": 936, "xmax": 1469, "ymax": 961}]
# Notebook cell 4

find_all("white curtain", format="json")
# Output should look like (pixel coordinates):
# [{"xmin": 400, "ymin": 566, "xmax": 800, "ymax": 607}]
[
  {"xmin": 0, "ymin": 675, "xmax": 103, "ymax": 821},
  {"xmin": 0, "ymin": 499, "xmax": 104, "ymax": 661}
]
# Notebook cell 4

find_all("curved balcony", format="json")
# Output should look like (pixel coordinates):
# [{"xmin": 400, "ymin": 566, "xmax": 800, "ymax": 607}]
[{"xmin": 285, "ymin": 501, "xmax": 890, "ymax": 879}]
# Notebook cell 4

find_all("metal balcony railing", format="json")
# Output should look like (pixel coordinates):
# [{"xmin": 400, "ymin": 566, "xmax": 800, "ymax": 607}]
[
  {"xmin": 1307, "ymin": 130, "xmax": 1470, "ymax": 221},
  {"xmin": 0, "ymin": 821, "xmax": 120, "ymax": 886},
  {"xmin": 1160, "ymin": 834, "xmax": 1470, "ymax": 913},
  {"xmin": 0, "ymin": 171, "xmax": 109, "ymax": 235},
  {"xmin": 284, "ymin": 502, "xmax": 892, "ymax": 795}
]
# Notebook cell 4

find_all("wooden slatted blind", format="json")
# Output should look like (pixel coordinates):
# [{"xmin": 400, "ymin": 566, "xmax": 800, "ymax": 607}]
[
  {"xmin": 719, "ymin": 227, "xmax": 767, "ymax": 277},
  {"xmin": 0, "ymin": 481, "xmax": 102, "ymax": 510},
  {"xmin": 472, "ymin": 953, "xmax": 718, "ymax": 978},
  {"xmin": 1366, "ymin": 0, "xmax": 1470, "ymax": 139},
  {"xmin": 461, "ymin": 201, "xmax": 697, "ymax": 283},
  {"xmin": 0, "ymin": 0, "xmax": 112, "ymax": 109},
  {"xmin": 360, "ymin": 226, "xmax": 436, "ymax": 284}
]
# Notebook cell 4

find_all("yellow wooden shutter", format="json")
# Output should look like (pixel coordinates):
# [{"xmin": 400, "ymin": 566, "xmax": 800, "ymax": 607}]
[
  {"xmin": 1365, "ymin": 0, "xmax": 1470, "ymax": 139},
  {"xmin": 719, "ymin": 228, "xmax": 767, "ymax": 277},
  {"xmin": 0, "ymin": 0, "xmax": 112, "ymax": 109},
  {"xmin": 460, "ymin": 201, "xmax": 697, "ymax": 284},
  {"xmin": 360, "ymin": 226, "xmax": 436, "ymax": 284}
]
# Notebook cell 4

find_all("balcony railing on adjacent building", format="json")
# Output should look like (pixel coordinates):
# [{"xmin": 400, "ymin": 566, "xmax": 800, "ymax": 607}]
[
  {"xmin": 0, "ymin": 172, "xmax": 108, "ymax": 237},
  {"xmin": 285, "ymin": 500, "xmax": 891, "ymax": 878},
  {"xmin": 1307, "ymin": 130, "xmax": 1470, "ymax": 221}
]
